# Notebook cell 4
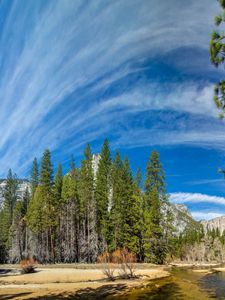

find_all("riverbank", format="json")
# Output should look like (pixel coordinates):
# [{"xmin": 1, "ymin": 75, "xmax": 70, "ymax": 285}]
[
  {"xmin": 0, "ymin": 264, "xmax": 170, "ymax": 299},
  {"xmin": 170, "ymin": 261, "xmax": 223, "ymax": 268}
]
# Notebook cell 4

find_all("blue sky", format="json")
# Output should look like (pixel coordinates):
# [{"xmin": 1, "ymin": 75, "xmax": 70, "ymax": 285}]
[{"xmin": 0, "ymin": 0, "xmax": 225, "ymax": 220}]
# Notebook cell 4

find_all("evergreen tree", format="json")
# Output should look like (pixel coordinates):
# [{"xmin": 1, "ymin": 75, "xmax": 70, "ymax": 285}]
[
  {"xmin": 210, "ymin": 0, "xmax": 225, "ymax": 118},
  {"xmin": 135, "ymin": 167, "xmax": 142, "ymax": 188},
  {"xmin": 10, "ymin": 200, "xmax": 27, "ymax": 262},
  {"xmin": 143, "ymin": 150, "xmax": 167, "ymax": 263},
  {"xmin": 0, "ymin": 169, "xmax": 19, "ymax": 257},
  {"xmin": 133, "ymin": 167, "xmax": 144, "ymax": 261},
  {"xmin": 95, "ymin": 139, "xmax": 111, "ymax": 250},
  {"xmin": 27, "ymin": 186, "xmax": 44, "ymax": 234},
  {"xmin": 121, "ymin": 156, "xmax": 143, "ymax": 255},
  {"xmin": 4, "ymin": 169, "xmax": 19, "ymax": 226},
  {"xmin": 53, "ymin": 163, "xmax": 63, "ymax": 204},
  {"xmin": 79, "ymin": 144, "xmax": 97, "ymax": 262},
  {"xmin": 40, "ymin": 149, "xmax": 53, "ymax": 190},
  {"xmin": 41, "ymin": 149, "xmax": 56, "ymax": 262},
  {"xmin": 110, "ymin": 151, "xmax": 124, "ymax": 251},
  {"xmin": 60, "ymin": 158, "xmax": 80, "ymax": 262},
  {"xmin": 31, "ymin": 158, "xmax": 39, "ymax": 197}
]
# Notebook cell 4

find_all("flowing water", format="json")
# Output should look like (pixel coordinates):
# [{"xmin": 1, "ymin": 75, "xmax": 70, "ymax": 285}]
[{"xmin": 112, "ymin": 267, "xmax": 225, "ymax": 300}]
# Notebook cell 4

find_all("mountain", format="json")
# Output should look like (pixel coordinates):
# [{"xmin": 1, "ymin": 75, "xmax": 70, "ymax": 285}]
[
  {"xmin": 201, "ymin": 216, "xmax": 225, "ymax": 234},
  {"xmin": 165, "ymin": 202, "xmax": 200, "ymax": 234},
  {"xmin": 0, "ymin": 179, "xmax": 31, "ymax": 209}
]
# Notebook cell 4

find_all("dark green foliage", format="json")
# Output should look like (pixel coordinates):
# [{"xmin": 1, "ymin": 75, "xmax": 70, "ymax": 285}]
[
  {"xmin": 144, "ymin": 150, "xmax": 166, "ymax": 199},
  {"xmin": 143, "ymin": 151, "xmax": 167, "ymax": 264},
  {"xmin": 210, "ymin": 0, "xmax": 225, "ymax": 117},
  {"xmin": 134, "ymin": 167, "xmax": 142, "ymax": 188},
  {"xmin": 27, "ymin": 186, "xmax": 45, "ymax": 233},
  {"xmin": 0, "ymin": 169, "xmax": 19, "ymax": 256},
  {"xmin": 23, "ymin": 187, "xmax": 30, "ymax": 213},
  {"xmin": 79, "ymin": 144, "xmax": 98, "ymax": 262},
  {"xmin": 40, "ymin": 149, "xmax": 53, "ymax": 190},
  {"xmin": 95, "ymin": 139, "xmax": 111, "ymax": 249},
  {"xmin": 31, "ymin": 158, "xmax": 39, "ymax": 197},
  {"xmin": 0, "ymin": 141, "xmax": 208, "ymax": 264},
  {"xmin": 120, "ymin": 156, "xmax": 141, "ymax": 253},
  {"xmin": 79, "ymin": 144, "xmax": 94, "ymax": 221},
  {"xmin": 60, "ymin": 158, "xmax": 80, "ymax": 262},
  {"xmin": 110, "ymin": 154, "xmax": 143, "ymax": 259},
  {"xmin": 110, "ymin": 151, "xmax": 124, "ymax": 250},
  {"xmin": 53, "ymin": 163, "xmax": 63, "ymax": 204},
  {"xmin": 4, "ymin": 169, "xmax": 19, "ymax": 226}
]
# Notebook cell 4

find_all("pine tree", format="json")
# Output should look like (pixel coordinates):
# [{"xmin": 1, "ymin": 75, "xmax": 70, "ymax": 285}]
[
  {"xmin": 110, "ymin": 151, "xmax": 124, "ymax": 251},
  {"xmin": 22, "ymin": 187, "xmax": 30, "ymax": 258},
  {"xmin": 60, "ymin": 158, "xmax": 80, "ymax": 262},
  {"xmin": 144, "ymin": 150, "xmax": 166, "ymax": 199},
  {"xmin": 144, "ymin": 150, "xmax": 167, "ymax": 264},
  {"xmin": 4, "ymin": 169, "xmax": 19, "ymax": 226},
  {"xmin": 40, "ymin": 150, "xmax": 53, "ymax": 190},
  {"xmin": 95, "ymin": 139, "xmax": 111, "ymax": 251},
  {"xmin": 31, "ymin": 158, "xmax": 39, "ymax": 197},
  {"xmin": 41, "ymin": 149, "xmax": 57, "ymax": 262},
  {"xmin": 53, "ymin": 163, "xmax": 63, "ymax": 204},
  {"xmin": 133, "ymin": 167, "xmax": 144, "ymax": 261},
  {"xmin": 121, "ymin": 156, "xmax": 142, "ymax": 254},
  {"xmin": 0, "ymin": 169, "xmax": 19, "ymax": 257},
  {"xmin": 27, "ymin": 186, "xmax": 44, "ymax": 234},
  {"xmin": 79, "ymin": 144, "xmax": 97, "ymax": 262},
  {"xmin": 10, "ymin": 200, "xmax": 27, "ymax": 262},
  {"xmin": 135, "ymin": 167, "xmax": 142, "ymax": 187}
]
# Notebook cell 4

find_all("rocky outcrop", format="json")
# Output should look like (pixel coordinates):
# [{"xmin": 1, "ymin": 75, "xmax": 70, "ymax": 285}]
[
  {"xmin": 0, "ymin": 179, "xmax": 31, "ymax": 209},
  {"xmin": 164, "ymin": 202, "xmax": 199, "ymax": 234},
  {"xmin": 201, "ymin": 216, "xmax": 225, "ymax": 233}
]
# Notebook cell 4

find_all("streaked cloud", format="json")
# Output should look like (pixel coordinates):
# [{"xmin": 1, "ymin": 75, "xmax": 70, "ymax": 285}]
[
  {"xmin": 185, "ymin": 179, "xmax": 225, "ymax": 185},
  {"xmin": 170, "ymin": 192, "xmax": 225, "ymax": 206},
  {"xmin": 0, "ymin": 0, "xmax": 222, "ymax": 177}
]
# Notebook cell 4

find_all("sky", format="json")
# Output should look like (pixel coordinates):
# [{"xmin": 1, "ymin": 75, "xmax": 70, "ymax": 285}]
[{"xmin": 0, "ymin": 0, "xmax": 225, "ymax": 220}]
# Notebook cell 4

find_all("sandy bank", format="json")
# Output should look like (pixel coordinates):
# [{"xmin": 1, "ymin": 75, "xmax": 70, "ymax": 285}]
[
  {"xmin": 0, "ymin": 265, "xmax": 170, "ymax": 299},
  {"xmin": 170, "ymin": 262, "xmax": 223, "ymax": 268}
]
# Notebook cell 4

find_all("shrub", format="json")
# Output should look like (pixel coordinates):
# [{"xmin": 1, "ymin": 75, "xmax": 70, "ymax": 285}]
[
  {"xmin": 20, "ymin": 258, "xmax": 36, "ymax": 274},
  {"xmin": 112, "ymin": 248, "xmax": 137, "ymax": 279},
  {"xmin": 97, "ymin": 251, "xmax": 115, "ymax": 281}
]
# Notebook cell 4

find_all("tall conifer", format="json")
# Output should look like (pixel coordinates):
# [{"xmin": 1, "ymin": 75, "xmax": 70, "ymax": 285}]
[
  {"xmin": 31, "ymin": 158, "xmax": 39, "ymax": 197},
  {"xmin": 79, "ymin": 144, "xmax": 97, "ymax": 262},
  {"xmin": 95, "ymin": 139, "xmax": 111, "ymax": 250},
  {"xmin": 144, "ymin": 150, "xmax": 167, "ymax": 263}
]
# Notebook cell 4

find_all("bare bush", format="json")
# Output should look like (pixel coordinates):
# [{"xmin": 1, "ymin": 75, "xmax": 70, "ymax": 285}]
[
  {"xmin": 20, "ymin": 258, "xmax": 36, "ymax": 274},
  {"xmin": 97, "ymin": 252, "xmax": 115, "ymax": 281},
  {"xmin": 112, "ymin": 248, "xmax": 137, "ymax": 279}
]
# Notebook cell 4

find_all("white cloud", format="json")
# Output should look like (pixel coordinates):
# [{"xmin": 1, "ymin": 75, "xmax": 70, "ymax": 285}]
[
  {"xmin": 170, "ymin": 192, "xmax": 225, "ymax": 206},
  {"xmin": 170, "ymin": 192, "xmax": 225, "ymax": 220},
  {"xmin": 191, "ymin": 211, "xmax": 224, "ymax": 221}
]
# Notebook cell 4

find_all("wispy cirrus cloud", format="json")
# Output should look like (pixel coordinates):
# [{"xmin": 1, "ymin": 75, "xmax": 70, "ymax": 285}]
[{"xmin": 0, "ymin": 0, "xmax": 222, "ymax": 177}]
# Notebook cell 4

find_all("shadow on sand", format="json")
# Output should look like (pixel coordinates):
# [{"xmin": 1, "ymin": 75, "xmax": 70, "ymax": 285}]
[
  {"xmin": 15, "ymin": 284, "xmax": 128, "ymax": 300},
  {"xmin": 0, "ymin": 293, "xmax": 31, "ymax": 300},
  {"xmin": 0, "ymin": 282, "xmax": 185, "ymax": 300}
]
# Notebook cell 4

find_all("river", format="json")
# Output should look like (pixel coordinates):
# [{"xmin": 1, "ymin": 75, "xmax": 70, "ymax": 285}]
[{"xmin": 112, "ymin": 267, "xmax": 225, "ymax": 299}]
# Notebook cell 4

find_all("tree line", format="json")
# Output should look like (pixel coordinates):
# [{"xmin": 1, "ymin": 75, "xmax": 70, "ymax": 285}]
[{"xmin": 0, "ymin": 139, "xmax": 193, "ymax": 264}]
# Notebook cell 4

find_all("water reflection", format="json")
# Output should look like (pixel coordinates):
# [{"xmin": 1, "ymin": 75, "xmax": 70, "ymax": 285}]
[
  {"xmin": 200, "ymin": 271, "xmax": 225, "ymax": 299},
  {"xmin": 113, "ymin": 268, "xmax": 215, "ymax": 300},
  {"xmin": 107, "ymin": 268, "xmax": 225, "ymax": 300}
]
